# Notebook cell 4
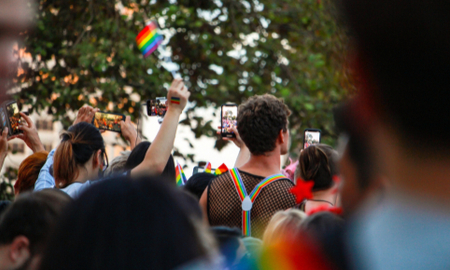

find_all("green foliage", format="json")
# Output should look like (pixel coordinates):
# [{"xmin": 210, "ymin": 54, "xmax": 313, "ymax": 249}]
[
  {"xmin": 18, "ymin": 0, "xmax": 349, "ymax": 160},
  {"xmin": 0, "ymin": 167, "xmax": 17, "ymax": 201}
]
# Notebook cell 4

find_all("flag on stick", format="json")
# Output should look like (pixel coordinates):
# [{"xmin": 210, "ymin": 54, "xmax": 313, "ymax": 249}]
[
  {"xmin": 214, "ymin": 163, "xmax": 229, "ymax": 176},
  {"xmin": 176, "ymin": 162, "xmax": 187, "ymax": 186},
  {"xmin": 205, "ymin": 162, "xmax": 212, "ymax": 174}
]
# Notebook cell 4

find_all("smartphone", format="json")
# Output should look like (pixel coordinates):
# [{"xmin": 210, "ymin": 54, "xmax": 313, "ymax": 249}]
[
  {"xmin": 0, "ymin": 101, "xmax": 23, "ymax": 137},
  {"xmin": 146, "ymin": 98, "xmax": 167, "ymax": 117},
  {"xmin": 303, "ymin": 128, "xmax": 321, "ymax": 149},
  {"xmin": 221, "ymin": 104, "xmax": 238, "ymax": 138},
  {"xmin": 92, "ymin": 111, "xmax": 125, "ymax": 133}
]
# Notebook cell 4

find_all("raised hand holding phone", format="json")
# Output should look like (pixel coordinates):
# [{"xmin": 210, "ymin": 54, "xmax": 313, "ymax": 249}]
[
  {"xmin": 12, "ymin": 112, "xmax": 45, "ymax": 153},
  {"xmin": 120, "ymin": 116, "xmax": 141, "ymax": 150},
  {"xmin": 73, "ymin": 105, "xmax": 98, "ymax": 126}
]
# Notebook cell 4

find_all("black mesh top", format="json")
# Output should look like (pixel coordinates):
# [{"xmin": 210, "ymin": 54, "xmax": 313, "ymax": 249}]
[{"xmin": 207, "ymin": 169, "xmax": 296, "ymax": 239}]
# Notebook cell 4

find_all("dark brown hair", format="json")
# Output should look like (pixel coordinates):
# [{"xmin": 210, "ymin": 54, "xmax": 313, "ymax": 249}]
[
  {"xmin": 298, "ymin": 144, "xmax": 338, "ymax": 191},
  {"xmin": 15, "ymin": 151, "xmax": 48, "ymax": 194},
  {"xmin": 53, "ymin": 122, "xmax": 104, "ymax": 187},
  {"xmin": 0, "ymin": 189, "xmax": 72, "ymax": 256},
  {"xmin": 237, "ymin": 94, "xmax": 291, "ymax": 155}
]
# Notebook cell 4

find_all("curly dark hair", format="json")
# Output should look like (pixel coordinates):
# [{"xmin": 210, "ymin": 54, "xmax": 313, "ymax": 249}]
[{"xmin": 237, "ymin": 94, "xmax": 291, "ymax": 155}]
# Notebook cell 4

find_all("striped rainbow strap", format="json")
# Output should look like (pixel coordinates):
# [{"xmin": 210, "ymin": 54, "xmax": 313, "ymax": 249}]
[{"xmin": 229, "ymin": 168, "xmax": 287, "ymax": 236}]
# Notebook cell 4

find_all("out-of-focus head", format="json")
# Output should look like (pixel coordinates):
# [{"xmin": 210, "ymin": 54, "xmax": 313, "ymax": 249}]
[
  {"xmin": 14, "ymin": 151, "xmax": 48, "ymax": 195},
  {"xmin": 184, "ymin": 173, "xmax": 215, "ymax": 201},
  {"xmin": 38, "ymin": 175, "xmax": 218, "ymax": 270},
  {"xmin": 211, "ymin": 226, "xmax": 245, "ymax": 267},
  {"xmin": 53, "ymin": 122, "xmax": 105, "ymax": 188},
  {"xmin": 0, "ymin": 0, "xmax": 35, "ymax": 100},
  {"xmin": 263, "ymin": 209, "xmax": 307, "ymax": 246},
  {"xmin": 103, "ymin": 151, "xmax": 130, "ymax": 177},
  {"xmin": 124, "ymin": 141, "xmax": 176, "ymax": 182},
  {"xmin": 297, "ymin": 144, "xmax": 338, "ymax": 192},
  {"xmin": 339, "ymin": 0, "xmax": 450, "ymax": 154},
  {"xmin": 0, "ymin": 190, "xmax": 71, "ymax": 270},
  {"xmin": 300, "ymin": 211, "xmax": 344, "ymax": 240},
  {"xmin": 237, "ymin": 94, "xmax": 291, "ymax": 156}
]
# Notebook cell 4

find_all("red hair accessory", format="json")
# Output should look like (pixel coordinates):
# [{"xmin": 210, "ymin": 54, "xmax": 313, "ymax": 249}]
[{"xmin": 290, "ymin": 178, "xmax": 314, "ymax": 204}]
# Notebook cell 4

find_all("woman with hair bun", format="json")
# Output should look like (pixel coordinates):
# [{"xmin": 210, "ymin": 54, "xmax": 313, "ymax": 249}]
[{"xmin": 295, "ymin": 144, "xmax": 340, "ymax": 213}]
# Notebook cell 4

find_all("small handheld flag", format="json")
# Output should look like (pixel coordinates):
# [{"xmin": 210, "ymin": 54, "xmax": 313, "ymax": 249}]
[
  {"xmin": 205, "ymin": 162, "xmax": 212, "ymax": 174},
  {"xmin": 214, "ymin": 163, "xmax": 229, "ymax": 176},
  {"xmin": 136, "ymin": 21, "xmax": 164, "ymax": 58},
  {"xmin": 176, "ymin": 162, "xmax": 187, "ymax": 186}
]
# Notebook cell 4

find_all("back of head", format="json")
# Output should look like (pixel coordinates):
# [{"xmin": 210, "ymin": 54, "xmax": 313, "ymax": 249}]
[
  {"xmin": 103, "ymin": 151, "xmax": 130, "ymax": 177},
  {"xmin": 210, "ymin": 226, "xmax": 242, "ymax": 267},
  {"xmin": 39, "ymin": 175, "xmax": 214, "ymax": 270},
  {"xmin": 15, "ymin": 151, "xmax": 48, "ymax": 194},
  {"xmin": 339, "ymin": 0, "xmax": 450, "ymax": 152},
  {"xmin": 125, "ymin": 141, "xmax": 176, "ymax": 182},
  {"xmin": 0, "ymin": 189, "xmax": 72, "ymax": 256},
  {"xmin": 53, "ymin": 122, "xmax": 104, "ymax": 187},
  {"xmin": 298, "ymin": 144, "xmax": 338, "ymax": 191},
  {"xmin": 237, "ymin": 94, "xmax": 291, "ymax": 155},
  {"xmin": 184, "ymin": 173, "xmax": 215, "ymax": 200},
  {"xmin": 263, "ymin": 209, "xmax": 307, "ymax": 246},
  {"xmin": 301, "ymin": 212, "xmax": 344, "ymax": 240}
]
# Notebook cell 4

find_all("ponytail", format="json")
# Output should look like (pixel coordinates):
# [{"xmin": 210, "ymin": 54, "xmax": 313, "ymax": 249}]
[
  {"xmin": 53, "ymin": 122, "xmax": 104, "ymax": 187},
  {"xmin": 298, "ymin": 144, "xmax": 338, "ymax": 191}
]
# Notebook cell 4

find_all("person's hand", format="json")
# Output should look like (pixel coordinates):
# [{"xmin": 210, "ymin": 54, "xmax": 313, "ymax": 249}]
[
  {"xmin": 120, "ymin": 116, "xmax": 141, "ymax": 149},
  {"xmin": 73, "ymin": 105, "xmax": 98, "ymax": 126},
  {"xmin": 10, "ymin": 112, "xmax": 45, "ymax": 153},
  {"xmin": 166, "ymin": 78, "xmax": 190, "ymax": 115},
  {"xmin": 0, "ymin": 128, "xmax": 8, "ymax": 158},
  {"xmin": 217, "ymin": 126, "xmax": 246, "ymax": 149}
]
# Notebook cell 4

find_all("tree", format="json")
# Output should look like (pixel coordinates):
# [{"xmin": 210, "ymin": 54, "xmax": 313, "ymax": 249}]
[{"xmin": 17, "ymin": 0, "xmax": 349, "ymax": 161}]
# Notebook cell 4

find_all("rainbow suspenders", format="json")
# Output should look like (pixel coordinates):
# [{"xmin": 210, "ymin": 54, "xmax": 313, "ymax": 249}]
[{"xmin": 229, "ymin": 168, "xmax": 288, "ymax": 236}]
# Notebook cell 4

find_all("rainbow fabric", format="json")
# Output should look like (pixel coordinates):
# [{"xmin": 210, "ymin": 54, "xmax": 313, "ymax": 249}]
[
  {"xmin": 214, "ymin": 163, "xmax": 229, "ymax": 176},
  {"xmin": 175, "ymin": 162, "xmax": 187, "ymax": 186},
  {"xmin": 136, "ymin": 21, "xmax": 164, "ymax": 58},
  {"xmin": 205, "ymin": 162, "xmax": 212, "ymax": 174},
  {"xmin": 171, "ymin": 97, "xmax": 180, "ymax": 104},
  {"xmin": 229, "ymin": 168, "xmax": 287, "ymax": 236}
]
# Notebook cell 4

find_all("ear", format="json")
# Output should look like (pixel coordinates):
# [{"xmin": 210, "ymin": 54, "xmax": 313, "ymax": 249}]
[
  {"xmin": 9, "ymin": 236, "xmax": 30, "ymax": 266},
  {"xmin": 278, "ymin": 129, "xmax": 286, "ymax": 144},
  {"xmin": 93, "ymin": 149, "xmax": 102, "ymax": 168}
]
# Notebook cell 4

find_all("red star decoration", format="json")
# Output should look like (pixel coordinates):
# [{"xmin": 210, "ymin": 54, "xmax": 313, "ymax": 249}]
[{"xmin": 290, "ymin": 178, "xmax": 314, "ymax": 203}]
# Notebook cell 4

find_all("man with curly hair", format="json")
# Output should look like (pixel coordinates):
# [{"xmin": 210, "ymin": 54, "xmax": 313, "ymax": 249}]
[{"xmin": 200, "ymin": 94, "xmax": 297, "ymax": 239}]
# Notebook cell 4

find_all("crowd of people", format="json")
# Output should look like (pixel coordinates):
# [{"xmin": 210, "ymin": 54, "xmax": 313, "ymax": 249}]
[{"xmin": 1, "ymin": 0, "xmax": 450, "ymax": 269}]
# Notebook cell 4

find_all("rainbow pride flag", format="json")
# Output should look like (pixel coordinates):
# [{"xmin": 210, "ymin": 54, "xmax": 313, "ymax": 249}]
[
  {"xmin": 176, "ymin": 162, "xmax": 187, "ymax": 186},
  {"xmin": 214, "ymin": 163, "xmax": 229, "ymax": 175},
  {"xmin": 136, "ymin": 21, "xmax": 164, "ymax": 58},
  {"xmin": 204, "ymin": 162, "xmax": 212, "ymax": 174}
]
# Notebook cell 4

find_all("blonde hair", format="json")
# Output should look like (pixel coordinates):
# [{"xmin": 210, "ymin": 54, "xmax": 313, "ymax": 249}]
[{"xmin": 263, "ymin": 209, "xmax": 307, "ymax": 245}]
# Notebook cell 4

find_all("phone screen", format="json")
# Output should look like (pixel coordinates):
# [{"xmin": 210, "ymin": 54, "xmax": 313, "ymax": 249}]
[
  {"xmin": 303, "ymin": 130, "xmax": 321, "ymax": 149},
  {"xmin": 221, "ymin": 105, "xmax": 238, "ymax": 138},
  {"xmin": 92, "ymin": 112, "xmax": 124, "ymax": 132},
  {"xmin": 6, "ymin": 102, "xmax": 22, "ymax": 136},
  {"xmin": 148, "ymin": 98, "xmax": 167, "ymax": 117}
]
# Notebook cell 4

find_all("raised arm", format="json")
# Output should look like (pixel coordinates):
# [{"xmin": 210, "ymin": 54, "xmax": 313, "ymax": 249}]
[
  {"xmin": 131, "ymin": 78, "xmax": 190, "ymax": 177},
  {"xmin": 120, "ymin": 116, "xmax": 141, "ymax": 150},
  {"xmin": 218, "ymin": 126, "xmax": 250, "ymax": 168}
]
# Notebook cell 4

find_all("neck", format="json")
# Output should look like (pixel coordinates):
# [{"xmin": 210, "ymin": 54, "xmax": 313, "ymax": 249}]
[
  {"xmin": 72, "ymin": 166, "xmax": 93, "ymax": 184},
  {"xmin": 312, "ymin": 189, "xmax": 336, "ymax": 204},
  {"xmin": 239, "ymin": 148, "xmax": 281, "ymax": 177}
]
